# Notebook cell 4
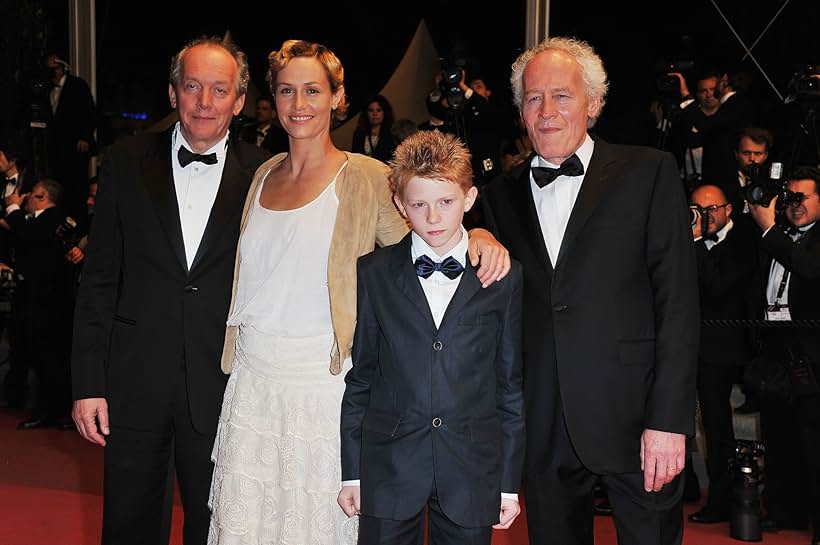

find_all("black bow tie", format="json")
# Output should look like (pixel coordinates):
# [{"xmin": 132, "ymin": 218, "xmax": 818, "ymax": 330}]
[
  {"xmin": 178, "ymin": 146, "xmax": 218, "ymax": 168},
  {"xmin": 414, "ymin": 254, "xmax": 464, "ymax": 280},
  {"xmin": 702, "ymin": 232, "xmax": 718, "ymax": 242},
  {"xmin": 531, "ymin": 154, "xmax": 584, "ymax": 188},
  {"xmin": 785, "ymin": 225, "xmax": 806, "ymax": 238}
]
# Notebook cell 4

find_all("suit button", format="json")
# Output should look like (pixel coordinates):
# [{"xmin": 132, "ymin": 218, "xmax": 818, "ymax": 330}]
[
  {"xmin": 552, "ymin": 304, "xmax": 567, "ymax": 312},
  {"xmin": 183, "ymin": 285, "xmax": 199, "ymax": 293},
  {"xmin": 432, "ymin": 417, "xmax": 442, "ymax": 428},
  {"xmin": 432, "ymin": 340, "xmax": 443, "ymax": 351}
]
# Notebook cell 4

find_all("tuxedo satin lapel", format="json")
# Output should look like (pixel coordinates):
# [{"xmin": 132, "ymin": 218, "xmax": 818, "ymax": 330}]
[
  {"xmin": 141, "ymin": 131, "xmax": 187, "ymax": 272},
  {"xmin": 437, "ymin": 258, "xmax": 481, "ymax": 333},
  {"xmin": 556, "ymin": 143, "xmax": 621, "ymax": 266},
  {"xmin": 391, "ymin": 236, "xmax": 437, "ymax": 331},
  {"xmin": 189, "ymin": 143, "xmax": 253, "ymax": 274},
  {"xmin": 511, "ymin": 159, "xmax": 553, "ymax": 273}
]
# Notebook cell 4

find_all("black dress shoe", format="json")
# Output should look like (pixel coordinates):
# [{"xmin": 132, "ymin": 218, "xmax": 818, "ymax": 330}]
[
  {"xmin": 17, "ymin": 417, "xmax": 49, "ymax": 430},
  {"xmin": 760, "ymin": 517, "xmax": 809, "ymax": 532},
  {"xmin": 688, "ymin": 506, "xmax": 730, "ymax": 523}
]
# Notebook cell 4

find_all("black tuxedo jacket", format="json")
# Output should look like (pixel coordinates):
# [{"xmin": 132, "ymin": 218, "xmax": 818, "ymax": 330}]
[
  {"xmin": 694, "ymin": 217, "xmax": 759, "ymax": 365},
  {"xmin": 758, "ymin": 222, "xmax": 820, "ymax": 363},
  {"xmin": 71, "ymin": 130, "xmax": 270, "ymax": 433},
  {"xmin": 49, "ymin": 74, "xmax": 96, "ymax": 158},
  {"xmin": 239, "ymin": 122, "xmax": 288, "ymax": 155},
  {"xmin": 340, "ymin": 234, "xmax": 525, "ymax": 527},
  {"xmin": 6, "ymin": 206, "xmax": 73, "ymax": 304},
  {"xmin": 482, "ymin": 139, "xmax": 699, "ymax": 475},
  {"xmin": 684, "ymin": 91, "xmax": 757, "ymax": 190}
]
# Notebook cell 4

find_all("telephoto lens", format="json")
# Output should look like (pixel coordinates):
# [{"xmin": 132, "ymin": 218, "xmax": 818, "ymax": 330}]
[{"xmin": 729, "ymin": 440, "xmax": 765, "ymax": 542}]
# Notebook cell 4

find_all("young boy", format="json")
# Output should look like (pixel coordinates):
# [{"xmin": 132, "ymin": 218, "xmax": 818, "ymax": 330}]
[{"xmin": 338, "ymin": 130, "xmax": 525, "ymax": 545}]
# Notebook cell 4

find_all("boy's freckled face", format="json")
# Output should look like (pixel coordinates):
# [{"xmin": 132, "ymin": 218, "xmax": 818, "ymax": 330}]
[{"xmin": 393, "ymin": 177, "xmax": 478, "ymax": 257}]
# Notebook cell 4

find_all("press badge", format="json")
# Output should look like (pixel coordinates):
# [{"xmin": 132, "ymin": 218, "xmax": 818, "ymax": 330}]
[{"xmin": 766, "ymin": 304, "xmax": 791, "ymax": 321}]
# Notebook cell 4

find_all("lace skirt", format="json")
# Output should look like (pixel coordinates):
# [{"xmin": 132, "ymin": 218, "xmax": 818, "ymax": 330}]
[{"xmin": 208, "ymin": 327, "xmax": 358, "ymax": 545}]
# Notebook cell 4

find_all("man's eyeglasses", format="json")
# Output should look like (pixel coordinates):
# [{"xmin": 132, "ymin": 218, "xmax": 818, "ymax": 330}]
[{"xmin": 696, "ymin": 203, "xmax": 729, "ymax": 214}]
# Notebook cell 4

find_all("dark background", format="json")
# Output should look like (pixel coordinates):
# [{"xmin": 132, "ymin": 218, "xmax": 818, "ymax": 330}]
[{"xmin": 1, "ymin": 0, "xmax": 818, "ymax": 150}]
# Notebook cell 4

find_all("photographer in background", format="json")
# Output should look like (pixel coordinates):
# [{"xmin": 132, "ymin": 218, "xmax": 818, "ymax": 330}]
[
  {"xmin": 688, "ymin": 184, "xmax": 759, "ymax": 524},
  {"xmin": 3, "ymin": 178, "xmax": 76, "ymax": 429},
  {"xmin": 665, "ymin": 69, "xmax": 721, "ymax": 193},
  {"xmin": 747, "ymin": 166, "xmax": 820, "ymax": 544},
  {"xmin": 427, "ymin": 66, "xmax": 509, "ymax": 189},
  {"xmin": 681, "ymin": 65, "xmax": 759, "ymax": 188},
  {"xmin": 44, "ymin": 53, "xmax": 96, "ymax": 226}
]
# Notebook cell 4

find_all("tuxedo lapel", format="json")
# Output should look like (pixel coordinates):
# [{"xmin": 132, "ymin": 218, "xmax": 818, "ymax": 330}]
[
  {"xmin": 511, "ymin": 158, "xmax": 553, "ymax": 274},
  {"xmin": 141, "ymin": 131, "xmax": 187, "ymax": 272},
  {"xmin": 556, "ymin": 141, "xmax": 621, "ymax": 266},
  {"xmin": 391, "ymin": 235, "xmax": 437, "ymax": 331},
  {"xmin": 437, "ymin": 259, "xmax": 481, "ymax": 333},
  {"xmin": 189, "ymin": 142, "xmax": 251, "ymax": 274}
]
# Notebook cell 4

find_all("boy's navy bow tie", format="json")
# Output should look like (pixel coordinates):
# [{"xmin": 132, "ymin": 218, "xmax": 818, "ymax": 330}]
[
  {"xmin": 414, "ymin": 254, "xmax": 464, "ymax": 280},
  {"xmin": 531, "ymin": 154, "xmax": 584, "ymax": 187},
  {"xmin": 178, "ymin": 146, "xmax": 218, "ymax": 167}
]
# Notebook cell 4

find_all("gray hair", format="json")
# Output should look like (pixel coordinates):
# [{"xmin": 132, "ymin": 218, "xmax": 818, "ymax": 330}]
[
  {"xmin": 510, "ymin": 36, "xmax": 609, "ymax": 125},
  {"xmin": 169, "ymin": 36, "xmax": 250, "ymax": 96}
]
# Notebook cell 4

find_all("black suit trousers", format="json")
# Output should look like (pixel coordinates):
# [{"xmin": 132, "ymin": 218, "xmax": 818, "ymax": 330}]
[
  {"xmin": 358, "ymin": 483, "xmax": 492, "ymax": 545},
  {"xmin": 102, "ymin": 367, "xmax": 215, "ymax": 545},
  {"xmin": 524, "ymin": 413, "xmax": 684, "ymax": 545},
  {"xmin": 696, "ymin": 362, "xmax": 740, "ymax": 510}
]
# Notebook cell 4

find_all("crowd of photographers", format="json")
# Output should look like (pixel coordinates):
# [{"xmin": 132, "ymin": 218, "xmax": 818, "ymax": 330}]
[
  {"xmin": 0, "ymin": 52, "xmax": 96, "ymax": 430},
  {"xmin": 652, "ymin": 60, "xmax": 820, "ymax": 537}
]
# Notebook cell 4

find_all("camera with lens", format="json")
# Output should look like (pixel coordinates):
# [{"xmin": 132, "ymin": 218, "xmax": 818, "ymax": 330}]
[
  {"xmin": 439, "ymin": 56, "xmax": 468, "ymax": 111},
  {"xmin": 743, "ymin": 162, "xmax": 788, "ymax": 208},
  {"xmin": 688, "ymin": 205, "xmax": 703, "ymax": 226},
  {"xmin": 653, "ymin": 59, "xmax": 695, "ymax": 99},
  {"xmin": 0, "ymin": 268, "xmax": 22, "ymax": 301},
  {"xmin": 787, "ymin": 64, "xmax": 820, "ymax": 103},
  {"xmin": 55, "ymin": 216, "xmax": 81, "ymax": 252},
  {"xmin": 729, "ymin": 439, "xmax": 765, "ymax": 542}
]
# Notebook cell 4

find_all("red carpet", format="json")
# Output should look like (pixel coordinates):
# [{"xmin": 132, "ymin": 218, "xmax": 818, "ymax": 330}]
[{"xmin": 0, "ymin": 409, "xmax": 811, "ymax": 545}]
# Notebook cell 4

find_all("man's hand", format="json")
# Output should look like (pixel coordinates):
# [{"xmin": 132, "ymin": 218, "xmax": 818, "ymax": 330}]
[
  {"xmin": 691, "ymin": 207, "xmax": 703, "ymax": 239},
  {"xmin": 640, "ymin": 429, "xmax": 686, "ymax": 492},
  {"xmin": 467, "ymin": 228, "xmax": 511, "ymax": 287},
  {"xmin": 337, "ymin": 485, "xmax": 361, "ymax": 517},
  {"xmin": 66, "ymin": 246, "xmax": 85, "ymax": 264},
  {"xmin": 5, "ymin": 190, "xmax": 24, "ymax": 208},
  {"xmin": 0, "ymin": 262, "xmax": 13, "ymax": 273},
  {"xmin": 72, "ymin": 397, "xmax": 110, "ymax": 446},
  {"xmin": 493, "ymin": 498, "xmax": 521, "ymax": 529},
  {"xmin": 748, "ymin": 197, "xmax": 778, "ymax": 231},
  {"xmin": 77, "ymin": 139, "xmax": 90, "ymax": 153}
]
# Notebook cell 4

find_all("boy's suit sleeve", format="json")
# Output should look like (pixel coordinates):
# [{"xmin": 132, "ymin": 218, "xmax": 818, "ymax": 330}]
[
  {"xmin": 340, "ymin": 256, "xmax": 381, "ymax": 481},
  {"xmin": 496, "ymin": 262, "xmax": 526, "ymax": 493}
]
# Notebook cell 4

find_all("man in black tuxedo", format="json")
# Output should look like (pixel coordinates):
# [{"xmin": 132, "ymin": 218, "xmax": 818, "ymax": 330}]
[
  {"xmin": 687, "ymin": 184, "xmax": 758, "ymax": 523},
  {"xmin": 682, "ymin": 67, "xmax": 758, "ymax": 190},
  {"xmin": 70, "ymin": 37, "xmax": 271, "ymax": 545},
  {"xmin": 482, "ymin": 37, "xmax": 699, "ymax": 545},
  {"xmin": 238, "ymin": 94, "xmax": 288, "ymax": 155},
  {"xmin": 748, "ymin": 166, "xmax": 820, "ymax": 545},
  {"xmin": 5, "ymin": 178, "xmax": 75, "ymax": 427},
  {"xmin": 45, "ymin": 54, "xmax": 96, "ymax": 224}
]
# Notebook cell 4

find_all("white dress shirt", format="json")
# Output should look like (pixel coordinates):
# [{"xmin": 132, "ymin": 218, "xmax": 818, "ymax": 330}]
[
  {"xmin": 50, "ymin": 74, "xmax": 66, "ymax": 114},
  {"xmin": 530, "ymin": 134, "xmax": 595, "ymax": 265},
  {"xmin": 171, "ymin": 122, "xmax": 229, "ymax": 269},
  {"xmin": 765, "ymin": 222, "xmax": 814, "ymax": 316},
  {"xmin": 410, "ymin": 226, "xmax": 469, "ymax": 329},
  {"xmin": 703, "ymin": 219, "xmax": 734, "ymax": 251}
]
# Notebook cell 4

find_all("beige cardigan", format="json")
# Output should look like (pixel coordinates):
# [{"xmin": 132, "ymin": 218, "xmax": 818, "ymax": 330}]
[{"xmin": 220, "ymin": 152, "xmax": 409, "ymax": 375}]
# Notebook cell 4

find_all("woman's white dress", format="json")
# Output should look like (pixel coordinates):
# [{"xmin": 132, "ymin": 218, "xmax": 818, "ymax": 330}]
[{"xmin": 208, "ymin": 163, "xmax": 357, "ymax": 545}]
